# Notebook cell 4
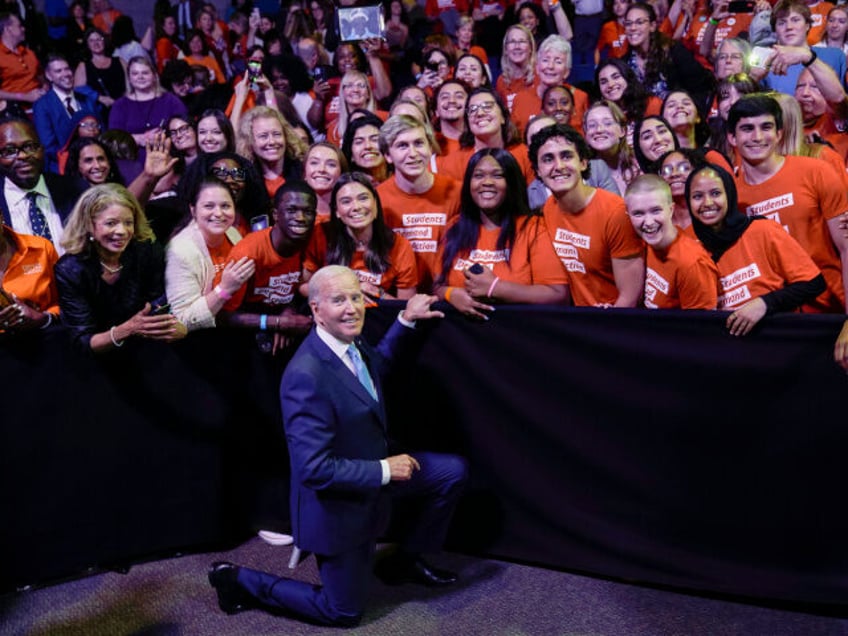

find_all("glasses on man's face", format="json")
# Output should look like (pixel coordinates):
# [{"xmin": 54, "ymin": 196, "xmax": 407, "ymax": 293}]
[
  {"xmin": 168, "ymin": 124, "xmax": 192, "ymax": 137},
  {"xmin": 624, "ymin": 18, "xmax": 650, "ymax": 28},
  {"xmin": 717, "ymin": 53, "xmax": 744, "ymax": 62},
  {"xmin": 467, "ymin": 101, "xmax": 497, "ymax": 117},
  {"xmin": 661, "ymin": 162, "xmax": 692, "ymax": 177},
  {"xmin": 79, "ymin": 121, "xmax": 101, "ymax": 130},
  {"xmin": 0, "ymin": 141, "xmax": 41, "ymax": 159},
  {"xmin": 211, "ymin": 166, "xmax": 247, "ymax": 182}
]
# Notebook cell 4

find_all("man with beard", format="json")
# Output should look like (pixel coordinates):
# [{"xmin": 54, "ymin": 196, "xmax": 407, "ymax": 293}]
[{"xmin": 433, "ymin": 80, "xmax": 468, "ymax": 156}]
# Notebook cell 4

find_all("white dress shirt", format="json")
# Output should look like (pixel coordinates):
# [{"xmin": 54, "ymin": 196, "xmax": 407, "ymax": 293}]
[{"xmin": 5, "ymin": 176, "xmax": 65, "ymax": 255}]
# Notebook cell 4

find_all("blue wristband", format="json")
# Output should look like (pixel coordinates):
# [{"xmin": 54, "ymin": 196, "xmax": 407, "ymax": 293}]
[{"xmin": 260, "ymin": 314, "xmax": 268, "ymax": 331}]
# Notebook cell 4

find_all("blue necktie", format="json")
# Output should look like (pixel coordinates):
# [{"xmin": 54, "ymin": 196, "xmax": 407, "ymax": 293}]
[
  {"xmin": 347, "ymin": 344, "xmax": 378, "ymax": 401},
  {"xmin": 27, "ymin": 192, "xmax": 51, "ymax": 241}
]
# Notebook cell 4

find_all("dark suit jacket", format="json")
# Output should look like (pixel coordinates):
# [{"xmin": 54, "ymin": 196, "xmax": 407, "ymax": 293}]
[
  {"xmin": 0, "ymin": 173, "xmax": 85, "ymax": 229},
  {"xmin": 280, "ymin": 321, "xmax": 407, "ymax": 556},
  {"xmin": 32, "ymin": 87, "xmax": 101, "ymax": 173}
]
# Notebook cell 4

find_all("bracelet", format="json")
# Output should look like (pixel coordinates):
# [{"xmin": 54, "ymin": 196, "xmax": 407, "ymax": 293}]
[
  {"xmin": 803, "ymin": 49, "xmax": 817, "ymax": 67},
  {"xmin": 445, "ymin": 286, "xmax": 455, "ymax": 303},
  {"xmin": 708, "ymin": 17, "xmax": 719, "ymax": 25},
  {"xmin": 214, "ymin": 284, "xmax": 232, "ymax": 301},
  {"xmin": 260, "ymin": 314, "xmax": 268, "ymax": 331},
  {"xmin": 40, "ymin": 312, "xmax": 53, "ymax": 330},
  {"xmin": 487, "ymin": 277, "xmax": 501, "ymax": 299},
  {"xmin": 110, "ymin": 326, "xmax": 124, "ymax": 348}
]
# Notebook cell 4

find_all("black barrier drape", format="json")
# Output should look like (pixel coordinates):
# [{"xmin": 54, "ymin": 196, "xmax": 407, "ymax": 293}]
[{"xmin": 3, "ymin": 307, "xmax": 848, "ymax": 604}]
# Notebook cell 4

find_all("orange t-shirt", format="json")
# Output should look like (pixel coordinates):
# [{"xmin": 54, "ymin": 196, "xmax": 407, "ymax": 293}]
[
  {"xmin": 207, "ymin": 239, "xmax": 234, "ymax": 276},
  {"xmin": 596, "ymin": 20, "xmax": 628, "ymax": 60},
  {"xmin": 644, "ymin": 231, "xmax": 719, "ymax": 309},
  {"xmin": 435, "ymin": 144, "xmax": 536, "ymax": 186},
  {"xmin": 184, "ymin": 54, "xmax": 226, "ymax": 84},
  {"xmin": 326, "ymin": 109, "xmax": 389, "ymax": 149},
  {"xmin": 807, "ymin": 0, "xmax": 835, "ymax": 45},
  {"xmin": 682, "ymin": 11, "xmax": 752, "ymax": 62},
  {"xmin": 714, "ymin": 219, "xmax": 823, "ymax": 310},
  {"xmin": 734, "ymin": 155, "xmax": 847, "ymax": 312},
  {"xmin": 509, "ymin": 81, "xmax": 589, "ymax": 138},
  {"xmin": 541, "ymin": 188, "xmax": 644, "ymax": 306},
  {"xmin": 1, "ymin": 227, "xmax": 59, "ymax": 315},
  {"xmin": 439, "ymin": 215, "xmax": 569, "ymax": 289},
  {"xmin": 216, "ymin": 228, "xmax": 305, "ymax": 311},
  {"xmin": 264, "ymin": 175, "xmax": 285, "ymax": 199},
  {"xmin": 377, "ymin": 173, "xmax": 461, "ymax": 291},
  {"xmin": 495, "ymin": 73, "xmax": 533, "ymax": 113},
  {"xmin": 304, "ymin": 222, "xmax": 419, "ymax": 294},
  {"xmin": 156, "ymin": 38, "xmax": 181, "ymax": 74},
  {"xmin": 435, "ymin": 133, "xmax": 461, "ymax": 157}
]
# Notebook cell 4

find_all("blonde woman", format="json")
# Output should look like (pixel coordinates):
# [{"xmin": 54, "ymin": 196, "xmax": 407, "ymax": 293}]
[
  {"xmin": 326, "ymin": 70, "xmax": 387, "ymax": 148},
  {"xmin": 236, "ymin": 106, "xmax": 308, "ymax": 198},
  {"xmin": 55, "ymin": 184, "xmax": 186, "ymax": 353},
  {"xmin": 495, "ymin": 24, "xmax": 536, "ymax": 112},
  {"xmin": 108, "ymin": 56, "xmax": 187, "ymax": 149}
]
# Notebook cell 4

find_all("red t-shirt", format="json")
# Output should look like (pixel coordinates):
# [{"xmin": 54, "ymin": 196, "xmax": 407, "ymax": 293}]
[
  {"xmin": 378, "ymin": 174, "xmax": 461, "ymax": 291},
  {"xmin": 714, "ymin": 219, "xmax": 823, "ymax": 310},
  {"xmin": 216, "ymin": 228, "xmax": 305, "ymax": 311},
  {"xmin": 304, "ymin": 222, "xmax": 419, "ymax": 294},
  {"xmin": 644, "ymin": 231, "xmax": 719, "ymax": 309},
  {"xmin": 542, "ymin": 188, "xmax": 644, "ymax": 306},
  {"xmin": 734, "ymin": 155, "xmax": 848, "ymax": 312},
  {"xmin": 439, "ymin": 215, "xmax": 569, "ymax": 289}
]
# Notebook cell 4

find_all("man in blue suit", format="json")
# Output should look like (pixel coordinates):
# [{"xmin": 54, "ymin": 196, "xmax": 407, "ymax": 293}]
[
  {"xmin": 33, "ymin": 54, "xmax": 101, "ymax": 174},
  {"xmin": 209, "ymin": 265, "xmax": 468, "ymax": 627}
]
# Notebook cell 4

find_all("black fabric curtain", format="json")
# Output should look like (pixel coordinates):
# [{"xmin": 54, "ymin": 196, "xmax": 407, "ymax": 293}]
[{"xmin": 3, "ymin": 307, "xmax": 847, "ymax": 604}]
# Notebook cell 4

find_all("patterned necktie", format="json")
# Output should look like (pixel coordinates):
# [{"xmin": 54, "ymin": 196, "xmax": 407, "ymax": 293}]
[
  {"xmin": 346, "ymin": 344, "xmax": 378, "ymax": 401},
  {"xmin": 26, "ymin": 192, "xmax": 51, "ymax": 241},
  {"xmin": 65, "ymin": 97, "xmax": 75, "ymax": 116}
]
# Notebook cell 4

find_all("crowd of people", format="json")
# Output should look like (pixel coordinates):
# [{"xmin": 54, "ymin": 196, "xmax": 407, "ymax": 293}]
[{"xmin": 0, "ymin": 0, "xmax": 847, "ymax": 369}]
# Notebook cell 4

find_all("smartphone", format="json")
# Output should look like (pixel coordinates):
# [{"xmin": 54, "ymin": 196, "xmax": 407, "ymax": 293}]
[
  {"xmin": 247, "ymin": 60, "xmax": 262, "ymax": 81},
  {"xmin": 150, "ymin": 295, "xmax": 171, "ymax": 315},
  {"xmin": 312, "ymin": 66, "xmax": 326, "ymax": 83},
  {"xmin": 749, "ymin": 46, "xmax": 773, "ymax": 69},
  {"xmin": 251, "ymin": 214, "xmax": 270, "ymax": 231},
  {"xmin": 468, "ymin": 263, "xmax": 485, "ymax": 274},
  {"xmin": 425, "ymin": 60, "xmax": 442, "ymax": 74},
  {"xmin": 727, "ymin": 0, "xmax": 754, "ymax": 12}
]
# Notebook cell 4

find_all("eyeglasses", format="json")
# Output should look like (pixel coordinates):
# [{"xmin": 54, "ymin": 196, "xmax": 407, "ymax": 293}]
[
  {"xmin": 211, "ymin": 166, "xmax": 247, "ymax": 181},
  {"xmin": 78, "ymin": 121, "xmax": 101, "ymax": 129},
  {"xmin": 624, "ymin": 18, "xmax": 650, "ymax": 28},
  {"xmin": 717, "ymin": 53, "xmax": 744, "ymax": 62},
  {"xmin": 342, "ymin": 82, "xmax": 368, "ymax": 90},
  {"xmin": 467, "ymin": 101, "xmax": 497, "ymax": 116},
  {"xmin": 0, "ymin": 141, "xmax": 41, "ymax": 159},
  {"xmin": 168, "ymin": 124, "xmax": 192, "ymax": 137},
  {"xmin": 661, "ymin": 162, "xmax": 692, "ymax": 177}
]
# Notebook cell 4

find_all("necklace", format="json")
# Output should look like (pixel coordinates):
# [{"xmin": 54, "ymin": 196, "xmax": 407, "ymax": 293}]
[{"xmin": 100, "ymin": 261, "xmax": 123, "ymax": 274}]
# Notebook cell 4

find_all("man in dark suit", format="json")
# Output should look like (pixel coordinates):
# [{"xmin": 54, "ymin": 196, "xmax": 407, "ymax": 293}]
[
  {"xmin": 33, "ymin": 54, "xmax": 101, "ymax": 174},
  {"xmin": 0, "ymin": 118, "xmax": 84, "ymax": 254},
  {"xmin": 209, "ymin": 265, "xmax": 468, "ymax": 627}
]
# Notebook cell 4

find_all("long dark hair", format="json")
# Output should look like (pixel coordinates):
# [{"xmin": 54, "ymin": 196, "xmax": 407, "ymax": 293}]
[
  {"xmin": 633, "ymin": 115, "xmax": 679, "ymax": 173},
  {"xmin": 436, "ymin": 148, "xmax": 534, "ymax": 286},
  {"xmin": 341, "ymin": 111, "xmax": 384, "ymax": 171},
  {"xmin": 66, "ymin": 138, "xmax": 124, "ymax": 185},
  {"xmin": 196, "ymin": 108, "xmax": 235, "ymax": 153},
  {"xmin": 594, "ymin": 58, "xmax": 648, "ymax": 122},
  {"xmin": 626, "ymin": 4, "xmax": 671, "ymax": 90},
  {"xmin": 327, "ymin": 172, "xmax": 396, "ymax": 274}
]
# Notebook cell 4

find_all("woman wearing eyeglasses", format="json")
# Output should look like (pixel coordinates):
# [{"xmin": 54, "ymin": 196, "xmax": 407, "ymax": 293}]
[
  {"xmin": 435, "ymin": 87, "xmax": 536, "ymax": 186},
  {"xmin": 657, "ymin": 148, "xmax": 707, "ymax": 234},
  {"xmin": 57, "ymin": 112, "xmax": 102, "ymax": 175},
  {"xmin": 621, "ymin": 3, "xmax": 713, "ymax": 108}
]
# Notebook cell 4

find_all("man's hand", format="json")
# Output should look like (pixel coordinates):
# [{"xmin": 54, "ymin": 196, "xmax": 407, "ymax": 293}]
[
  {"xmin": 401, "ymin": 294, "xmax": 445, "ymax": 322},
  {"xmin": 386, "ymin": 453, "xmax": 420, "ymax": 481}
]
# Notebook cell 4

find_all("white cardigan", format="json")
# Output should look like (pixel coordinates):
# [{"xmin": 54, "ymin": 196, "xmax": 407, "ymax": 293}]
[{"xmin": 165, "ymin": 221, "xmax": 240, "ymax": 332}]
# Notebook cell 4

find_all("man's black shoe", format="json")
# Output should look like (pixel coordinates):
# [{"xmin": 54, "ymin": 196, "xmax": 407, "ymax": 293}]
[
  {"xmin": 375, "ymin": 556, "xmax": 458, "ymax": 587},
  {"xmin": 208, "ymin": 561, "xmax": 255, "ymax": 614}
]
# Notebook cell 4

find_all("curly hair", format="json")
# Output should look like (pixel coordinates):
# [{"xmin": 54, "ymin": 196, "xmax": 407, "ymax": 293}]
[
  {"xmin": 61, "ymin": 184, "xmax": 154, "ymax": 255},
  {"xmin": 236, "ymin": 105, "xmax": 308, "ymax": 168}
]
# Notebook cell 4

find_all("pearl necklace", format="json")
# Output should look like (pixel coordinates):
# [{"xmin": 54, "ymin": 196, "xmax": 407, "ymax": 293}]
[{"xmin": 100, "ymin": 261, "xmax": 123, "ymax": 274}]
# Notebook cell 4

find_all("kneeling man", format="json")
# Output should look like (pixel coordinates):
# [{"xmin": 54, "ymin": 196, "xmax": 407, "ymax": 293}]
[{"xmin": 209, "ymin": 265, "xmax": 468, "ymax": 626}]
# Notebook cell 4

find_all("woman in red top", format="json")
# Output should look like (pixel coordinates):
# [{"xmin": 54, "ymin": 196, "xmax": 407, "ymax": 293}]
[
  {"xmin": 435, "ymin": 148, "xmax": 569, "ymax": 319},
  {"xmin": 304, "ymin": 172, "xmax": 417, "ymax": 301},
  {"xmin": 686, "ymin": 164, "xmax": 825, "ymax": 336}
]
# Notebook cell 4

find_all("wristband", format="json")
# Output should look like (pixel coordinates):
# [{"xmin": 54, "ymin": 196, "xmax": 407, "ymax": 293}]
[
  {"xmin": 214, "ymin": 284, "xmax": 232, "ymax": 301},
  {"xmin": 260, "ymin": 314, "xmax": 268, "ymax": 331},
  {"xmin": 110, "ymin": 326, "xmax": 124, "ymax": 347},
  {"xmin": 40, "ymin": 312, "xmax": 53, "ymax": 329},
  {"xmin": 803, "ymin": 49, "xmax": 817, "ymax": 67},
  {"xmin": 708, "ymin": 17, "xmax": 719, "ymax": 25},
  {"xmin": 487, "ymin": 277, "xmax": 500, "ymax": 299},
  {"xmin": 445, "ymin": 286, "xmax": 455, "ymax": 303}
]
